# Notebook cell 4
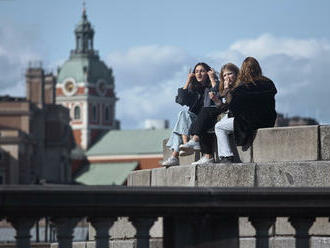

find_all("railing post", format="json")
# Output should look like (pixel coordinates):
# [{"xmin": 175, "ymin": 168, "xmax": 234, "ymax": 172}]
[
  {"xmin": 52, "ymin": 217, "xmax": 80, "ymax": 248},
  {"xmin": 289, "ymin": 217, "xmax": 315, "ymax": 248},
  {"xmin": 129, "ymin": 217, "xmax": 156, "ymax": 248},
  {"xmin": 89, "ymin": 217, "xmax": 117, "ymax": 248},
  {"xmin": 249, "ymin": 217, "xmax": 276, "ymax": 248},
  {"xmin": 8, "ymin": 217, "xmax": 36, "ymax": 248}
]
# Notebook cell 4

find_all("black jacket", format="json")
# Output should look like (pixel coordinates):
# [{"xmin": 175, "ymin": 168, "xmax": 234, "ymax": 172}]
[
  {"xmin": 175, "ymin": 83, "xmax": 217, "ymax": 115},
  {"xmin": 229, "ymin": 78, "xmax": 277, "ymax": 146}
]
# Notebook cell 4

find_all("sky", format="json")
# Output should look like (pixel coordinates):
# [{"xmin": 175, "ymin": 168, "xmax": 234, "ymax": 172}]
[{"xmin": 1, "ymin": 0, "xmax": 330, "ymax": 129}]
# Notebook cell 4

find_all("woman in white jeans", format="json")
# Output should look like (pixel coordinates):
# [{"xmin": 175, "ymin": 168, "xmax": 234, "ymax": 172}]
[{"xmin": 215, "ymin": 57, "xmax": 277, "ymax": 163}]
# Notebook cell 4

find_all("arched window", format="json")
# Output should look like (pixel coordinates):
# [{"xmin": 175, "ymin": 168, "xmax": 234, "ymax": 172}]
[
  {"xmin": 92, "ymin": 105, "xmax": 97, "ymax": 121},
  {"xmin": 74, "ymin": 106, "xmax": 80, "ymax": 120},
  {"xmin": 104, "ymin": 106, "xmax": 110, "ymax": 122}
]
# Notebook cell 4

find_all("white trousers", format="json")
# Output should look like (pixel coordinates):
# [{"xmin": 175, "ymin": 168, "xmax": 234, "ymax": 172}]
[{"xmin": 215, "ymin": 114, "xmax": 234, "ymax": 157}]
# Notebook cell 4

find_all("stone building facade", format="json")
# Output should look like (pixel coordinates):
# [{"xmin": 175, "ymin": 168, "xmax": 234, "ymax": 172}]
[{"xmin": 0, "ymin": 67, "xmax": 73, "ymax": 184}]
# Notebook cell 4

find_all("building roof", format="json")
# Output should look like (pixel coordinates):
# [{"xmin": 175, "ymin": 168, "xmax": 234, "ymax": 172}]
[
  {"xmin": 57, "ymin": 55, "xmax": 113, "ymax": 85},
  {"xmin": 87, "ymin": 129, "xmax": 171, "ymax": 156},
  {"xmin": 75, "ymin": 162, "xmax": 138, "ymax": 185},
  {"xmin": 57, "ymin": 8, "xmax": 114, "ymax": 86}
]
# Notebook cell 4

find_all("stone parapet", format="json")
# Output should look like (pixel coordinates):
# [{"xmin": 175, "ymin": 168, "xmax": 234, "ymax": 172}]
[{"xmin": 163, "ymin": 125, "xmax": 330, "ymax": 164}]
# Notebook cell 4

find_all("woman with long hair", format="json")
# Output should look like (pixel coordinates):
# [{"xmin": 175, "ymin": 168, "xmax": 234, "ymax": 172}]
[
  {"xmin": 179, "ymin": 63, "xmax": 239, "ymax": 165},
  {"xmin": 162, "ymin": 62, "xmax": 218, "ymax": 167},
  {"xmin": 215, "ymin": 57, "xmax": 277, "ymax": 163}
]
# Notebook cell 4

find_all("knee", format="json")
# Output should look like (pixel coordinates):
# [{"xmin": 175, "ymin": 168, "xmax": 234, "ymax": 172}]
[
  {"xmin": 215, "ymin": 120, "xmax": 223, "ymax": 131},
  {"xmin": 177, "ymin": 110, "xmax": 187, "ymax": 118}
]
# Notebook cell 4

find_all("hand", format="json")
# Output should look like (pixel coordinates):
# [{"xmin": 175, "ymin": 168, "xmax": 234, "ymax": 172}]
[
  {"xmin": 207, "ymin": 68, "xmax": 216, "ymax": 81},
  {"xmin": 183, "ymin": 68, "xmax": 195, "ymax": 89},
  {"xmin": 208, "ymin": 91, "xmax": 217, "ymax": 101},
  {"xmin": 209, "ymin": 91, "xmax": 221, "ymax": 104},
  {"xmin": 224, "ymin": 79, "xmax": 231, "ymax": 89}
]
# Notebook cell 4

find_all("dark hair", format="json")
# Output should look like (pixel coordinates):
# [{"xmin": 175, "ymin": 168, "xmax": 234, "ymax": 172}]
[
  {"xmin": 189, "ymin": 62, "xmax": 211, "ymax": 90},
  {"xmin": 235, "ymin": 57, "xmax": 267, "ymax": 87},
  {"xmin": 218, "ymin": 63, "xmax": 239, "ymax": 94}
]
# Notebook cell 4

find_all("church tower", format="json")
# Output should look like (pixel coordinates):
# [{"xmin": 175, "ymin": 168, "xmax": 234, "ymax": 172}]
[{"xmin": 56, "ymin": 7, "xmax": 118, "ymax": 150}]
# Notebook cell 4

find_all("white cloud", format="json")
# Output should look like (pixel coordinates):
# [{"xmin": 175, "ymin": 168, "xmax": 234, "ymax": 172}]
[
  {"xmin": 229, "ymin": 34, "xmax": 330, "ymax": 59},
  {"xmin": 209, "ymin": 34, "xmax": 330, "ymax": 124},
  {"xmin": 0, "ymin": 23, "xmax": 43, "ymax": 96},
  {"xmin": 108, "ymin": 35, "xmax": 330, "ymax": 128},
  {"xmin": 107, "ymin": 45, "xmax": 195, "ymax": 128}
]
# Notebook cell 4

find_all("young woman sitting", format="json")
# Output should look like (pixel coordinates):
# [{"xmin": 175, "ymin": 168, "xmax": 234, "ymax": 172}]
[
  {"xmin": 215, "ymin": 57, "xmax": 277, "ymax": 163},
  {"xmin": 180, "ymin": 63, "xmax": 239, "ymax": 165},
  {"xmin": 162, "ymin": 62, "xmax": 218, "ymax": 167}
]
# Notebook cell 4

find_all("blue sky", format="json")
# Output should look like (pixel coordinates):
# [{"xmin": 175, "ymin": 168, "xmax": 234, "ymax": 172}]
[{"xmin": 1, "ymin": 0, "xmax": 330, "ymax": 128}]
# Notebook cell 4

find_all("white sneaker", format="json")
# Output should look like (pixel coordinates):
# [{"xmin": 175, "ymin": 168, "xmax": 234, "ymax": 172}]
[
  {"xmin": 179, "ymin": 140, "xmax": 201, "ymax": 155},
  {"xmin": 191, "ymin": 156, "xmax": 214, "ymax": 165},
  {"xmin": 179, "ymin": 150, "xmax": 189, "ymax": 156},
  {"xmin": 162, "ymin": 156, "xmax": 179, "ymax": 167}
]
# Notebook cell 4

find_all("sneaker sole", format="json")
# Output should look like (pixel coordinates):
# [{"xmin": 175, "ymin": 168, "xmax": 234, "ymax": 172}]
[
  {"xmin": 179, "ymin": 151, "xmax": 192, "ymax": 156},
  {"xmin": 179, "ymin": 146, "xmax": 200, "ymax": 153}
]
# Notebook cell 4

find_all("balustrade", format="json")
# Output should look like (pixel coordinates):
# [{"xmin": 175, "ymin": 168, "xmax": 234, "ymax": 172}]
[{"xmin": 1, "ymin": 185, "xmax": 329, "ymax": 248}]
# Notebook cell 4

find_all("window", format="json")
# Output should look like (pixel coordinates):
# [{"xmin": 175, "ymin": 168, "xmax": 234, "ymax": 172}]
[
  {"xmin": 92, "ymin": 105, "xmax": 97, "ymax": 121},
  {"xmin": 74, "ymin": 106, "xmax": 81, "ymax": 120},
  {"xmin": 105, "ymin": 106, "xmax": 110, "ymax": 122}
]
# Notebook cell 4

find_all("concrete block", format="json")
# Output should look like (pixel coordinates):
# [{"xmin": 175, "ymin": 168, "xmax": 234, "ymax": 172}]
[
  {"xmin": 320, "ymin": 126, "xmax": 330, "ymax": 160},
  {"xmin": 166, "ymin": 165, "xmax": 196, "ymax": 186},
  {"xmin": 127, "ymin": 169, "xmax": 151, "ymax": 186},
  {"xmin": 151, "ymin": 167, "xmax": 167, "ymax": 186},
  {"xmin": 239, "ymin": 238, "xmax": 255, "ymax": 248},
  {"xmin": 196, "ymin": 163, "xmax": 255, "ymax": 187},
  {"xmin": 274, "ymin": 217, "xmax": 295, "ymax": 235},
  {"xmin": 72, "ymin": 242, "xmax": 87, "ymax": 248},
  {"xmin": 311, "ymin": 237, "xmax": 330, "ymax": 248},
  {"xmin": 271, "ymin": 237, "xmax": 295, "ymax": 248},
  {"xmin": 236, "ymin": 146, "xmax": 252, "ymax": 163},
  {"xmin": 256, "ymin": 161, "xmax": 330, "ymax": 187},
  {"xmin": 162, "ymin": 138, "xmax": 171, "ymax": 162},
  {"xmin": 111, "ymin": 240, "xmax": 136, "ymax": 248},
  {"xmin": 179, "ymin": 151, "xmax": 200, "ymax": 166},
  {"xmin": 110, "ymin": 217, "xmax": 135, "ymax": 239},
  {"xmin": 150, "ymin": 218, "xmax": 163, "ymax": 238},
  {"xmin": 253, "ymin": 126, "xmax": 319, "ymax": 162},
  {"xmin": 239, "ymin": 217, "xmax": 256, "ymax": 236},
  {"xmin": 310, "ymin": 217, "xmax": 330, "ymax": 235},
  {"xmin": 86, "ymin": 241, "xmax": 97, "ymax": 248}
]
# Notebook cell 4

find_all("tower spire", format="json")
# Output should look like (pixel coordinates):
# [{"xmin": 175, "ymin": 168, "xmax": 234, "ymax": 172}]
[
  {"xmin": 82, "ymin": 0, "xmax": 86, "ymax": 16},
  {"xmin": 73, "ymin": 1, "xmax": 95, "ymax": 55}
]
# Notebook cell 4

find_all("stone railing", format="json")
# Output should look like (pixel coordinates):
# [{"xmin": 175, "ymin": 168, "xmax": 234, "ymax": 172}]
[{"xmin": 2, "ymin": 185, "xmax": 330, "ymax": 248}]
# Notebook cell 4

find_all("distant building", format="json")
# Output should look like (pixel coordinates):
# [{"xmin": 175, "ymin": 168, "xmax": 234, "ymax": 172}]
[
  {"xmin": 74, "ymin": 129, "xmax": 171, "ymax": 185},
  {"xmin": 0, "ymin": 67, "xmax": 73, "ymax": 184},
  {"xmin": 145, "ymin": 119, "xmax": 169, "ymax": 129},
  {"xmin": 56, "ymin": 8, "xmax": 119, "ymax": 150},
  {"xmin": 275, "ymin": 113, "xmax": 319, "ymax": 127}
]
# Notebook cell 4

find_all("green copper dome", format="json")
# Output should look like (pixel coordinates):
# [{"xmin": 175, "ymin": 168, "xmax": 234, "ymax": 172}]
[
  {"xmin": 57, "ymin": 54, "xmax": 114, "ymax": 85},
  {"xmin": 57, "ymin": 9, "xmax": 114, "ymax": 86}
]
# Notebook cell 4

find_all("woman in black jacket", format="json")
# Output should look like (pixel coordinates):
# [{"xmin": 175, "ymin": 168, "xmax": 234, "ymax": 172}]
[
  {"xmin": 162, "ymin": 62, "xmax": 218, "ymax": 167},
  {"xmin": 180, "ymin": 63, "xmax": 239, "ymax": 165},
  {"xmin": 215, "ymin": 57, "xmax": 277, "ymax": 163}
]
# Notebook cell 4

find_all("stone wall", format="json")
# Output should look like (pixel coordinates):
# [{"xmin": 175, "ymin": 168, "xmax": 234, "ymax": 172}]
[{"xmin": 87, "ymin": 125, "xmax": 330, "ymax": 248}]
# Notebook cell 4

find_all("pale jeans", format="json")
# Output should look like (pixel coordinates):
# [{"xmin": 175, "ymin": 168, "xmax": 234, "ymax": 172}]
[
  {"xmin": 215, "ymin": 113, "xmax": 234, "ymax": 157},
  {"xmin": 166, "ymin": 109, "xmax": 197, "ymax": 152}
]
